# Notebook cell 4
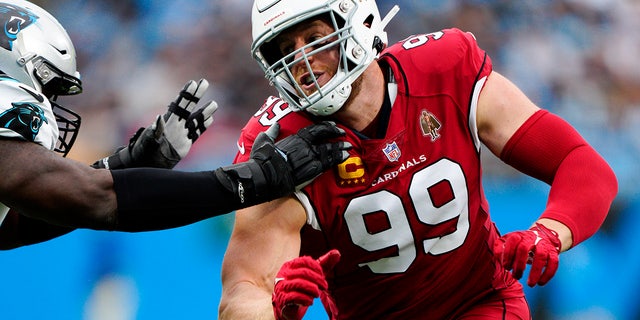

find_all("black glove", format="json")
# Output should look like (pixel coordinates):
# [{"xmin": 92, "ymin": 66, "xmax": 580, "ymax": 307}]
[
  {"xmin": 92, "ymin": 79, "xmax": 217, "ymax": 169},
  {"xmin": 215, "ymin": 121, "xmax": 351, "ymax": 205},
  {"xmin": 258, "ymin": 121, "xmax": 351, "ymax": 190}
]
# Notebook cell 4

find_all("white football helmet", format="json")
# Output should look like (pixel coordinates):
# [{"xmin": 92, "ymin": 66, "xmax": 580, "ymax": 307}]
[
  {"xmin": 0, "ymin": 0, "xmax": 82, "ymax": 155},
  {"xmin": 251, "ymin": 0, "xmax": 398, "ymax": 116}
]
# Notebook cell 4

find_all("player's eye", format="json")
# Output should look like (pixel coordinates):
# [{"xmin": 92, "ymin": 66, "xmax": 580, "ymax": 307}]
[{"xmin": 279, "ymin": 43, "xmax": 294, "ymax": 57}]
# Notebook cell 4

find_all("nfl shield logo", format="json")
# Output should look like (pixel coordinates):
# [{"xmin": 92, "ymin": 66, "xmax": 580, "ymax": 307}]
[{"xmin": 382, "ymin": 141, "xmax": 401, "ymax": 162}]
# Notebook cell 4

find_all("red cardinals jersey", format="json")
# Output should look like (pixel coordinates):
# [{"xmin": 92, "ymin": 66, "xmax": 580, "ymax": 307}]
[{"xmin": 234, "ymin": 28, "xmax": 524, "ymax": 319}]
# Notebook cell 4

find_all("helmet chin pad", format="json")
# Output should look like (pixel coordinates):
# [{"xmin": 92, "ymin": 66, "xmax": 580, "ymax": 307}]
[{"xmin": 277, "ymin": 67, "xmax": 352, "ymax": 116}]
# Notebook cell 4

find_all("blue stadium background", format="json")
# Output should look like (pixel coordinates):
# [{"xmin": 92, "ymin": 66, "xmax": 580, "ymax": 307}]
[{"xmin": 2, "ymin": 1, "xmax": 638, "ymax": 319}]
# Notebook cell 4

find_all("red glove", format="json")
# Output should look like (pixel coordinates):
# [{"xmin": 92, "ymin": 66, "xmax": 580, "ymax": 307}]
[
  {"xmin": 272, "ymin": 249, "xmax": 340, "ymax": 320},
  {"xmin": 494, "ymin": 223, "xmax": 561, "ymax": 287}
]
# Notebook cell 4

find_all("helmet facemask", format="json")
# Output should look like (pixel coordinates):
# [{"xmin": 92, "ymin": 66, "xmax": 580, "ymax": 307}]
[
  {"xmin": 26, "ymin": 52, "xmax": 83, "ymax": 157},
  {"xmin": 258, "ymin": 11, "xmax": 357, "ymax": 116},
  {"xmin": 31, "ymin": 56, "xmax": 82, "ymax": 98},
  {"xmin": 50, "ymin": 101, "xmax": 80, "ymax": 157},
  {"xmin": 252, "ymin": 0, "xmax": 399, "ymax": 116}
]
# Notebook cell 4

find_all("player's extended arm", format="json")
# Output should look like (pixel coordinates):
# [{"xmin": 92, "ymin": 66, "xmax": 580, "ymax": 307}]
[
  {"xmin": 0, "ymin": 121, "xmax": 350, "ymax": 232},
  {"xmin": 219, "ymin": 197, "xmax": 308, "ymax": 320},
  {"xmin": 478, "ymin": 71, "xmax": 617, "ymax": 286},
  {"xmin": 0, "ymin": 79, "xmax": 217, "ymax": 249}
]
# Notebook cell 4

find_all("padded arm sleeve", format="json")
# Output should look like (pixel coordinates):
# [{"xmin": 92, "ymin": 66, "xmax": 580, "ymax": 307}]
[
  {"xmin": 500, "ymin": 110, "xmax": 618, "ymax": 246},
  {"xmin": 110, "ymin": 160, "xmax": 271, "ymax": 232}
]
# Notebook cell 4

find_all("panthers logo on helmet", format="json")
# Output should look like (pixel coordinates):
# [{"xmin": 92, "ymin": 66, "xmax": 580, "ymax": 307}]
[
  {"xmin": 0, "ymin": 102, "xmax": 47, "ymax": 141},
  {"xmin": 0, "ymin": 3, "xmax": 38, "ymax": 50}
]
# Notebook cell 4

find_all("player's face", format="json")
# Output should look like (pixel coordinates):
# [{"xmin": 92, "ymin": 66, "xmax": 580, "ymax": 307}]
[{"xmin": 275, "ymin": 18, "xmax": 340, "ymax": 97}]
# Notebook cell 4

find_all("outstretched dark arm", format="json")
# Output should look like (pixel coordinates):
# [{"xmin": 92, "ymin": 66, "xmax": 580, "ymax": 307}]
[{"xmin": 0, "ymin": 121, "xmax": 350, "ymax": 246}]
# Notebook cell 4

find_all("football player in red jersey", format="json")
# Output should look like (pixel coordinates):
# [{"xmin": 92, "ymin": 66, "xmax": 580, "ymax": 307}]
[{"xmin": 218, "ymin": 0, "xmax": 618, "ymax": 319}]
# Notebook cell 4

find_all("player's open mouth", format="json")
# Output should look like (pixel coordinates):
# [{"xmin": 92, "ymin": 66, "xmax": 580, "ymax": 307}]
[{"xmin": 299, "ymin": 72, "xmax": 323, "ymax": 91}]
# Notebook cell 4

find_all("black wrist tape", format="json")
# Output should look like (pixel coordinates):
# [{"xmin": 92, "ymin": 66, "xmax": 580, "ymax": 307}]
[
  {"xmin": 91, "ymin": 146, "xmax": 131, "ymax": 170},
  {"xmin": 214, "ymin": 159, "xmax": 281, "ymax": 206}
]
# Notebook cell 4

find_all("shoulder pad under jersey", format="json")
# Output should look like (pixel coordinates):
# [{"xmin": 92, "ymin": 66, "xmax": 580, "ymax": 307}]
[
  {"xmin": 234, "ymin": 96, "xmax": 315, "ymax": 163},
  {"xmin": 0, "ymin": 76, "xmax": 58, "ymax": 150}
]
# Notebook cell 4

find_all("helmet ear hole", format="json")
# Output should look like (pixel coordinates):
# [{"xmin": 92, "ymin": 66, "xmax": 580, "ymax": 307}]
[{"xmin": 363, "ymin": 14, "xmax": 374, "ymax": 28}]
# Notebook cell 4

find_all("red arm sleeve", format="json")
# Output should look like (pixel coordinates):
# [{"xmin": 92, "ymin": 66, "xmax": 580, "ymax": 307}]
[{"xmin": 500, "ymin": 110, "xmax": 618, "ymax": 246}]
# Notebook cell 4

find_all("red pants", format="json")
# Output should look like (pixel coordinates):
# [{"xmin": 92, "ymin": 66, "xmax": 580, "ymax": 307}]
[{"xmin": 457, "ymin": 295, "xmax": 531, "ymax": 320}]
